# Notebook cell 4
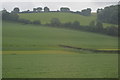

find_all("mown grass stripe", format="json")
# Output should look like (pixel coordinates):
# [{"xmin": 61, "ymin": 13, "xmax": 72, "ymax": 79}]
[
  {"xmin": 2, "ymin": 50, "xmax": 78, "ymax": 54},
  {"xmin": 97, "ymin": 49, "xmax": 120, "ymax": 50}
]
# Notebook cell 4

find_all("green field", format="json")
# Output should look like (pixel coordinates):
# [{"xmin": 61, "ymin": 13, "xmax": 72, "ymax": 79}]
[
  {"xmin": 3, "ymin": 21, "xmax": 118, "ymax": 51},
  {"xmin": 2, "ymin": 21, "xmax": 118, "ymax": 78},
  {"xmin": 3, "ymin": 51, "xmax": 118, "ymax": 78},
  {"xmin": 19, "ymin": 12, "xmax": 118, "ymax": 27}
]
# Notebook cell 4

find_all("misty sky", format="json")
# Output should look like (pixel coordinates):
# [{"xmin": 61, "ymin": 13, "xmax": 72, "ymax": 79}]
[{"xmin": 1, "ymin": 0, "xmax": 119, "ymax": 12}]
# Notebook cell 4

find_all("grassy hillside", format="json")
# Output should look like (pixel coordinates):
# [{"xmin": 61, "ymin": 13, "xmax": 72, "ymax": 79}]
[
  {"xmin": 19, "ymin": 12, "xmax": 118, "ymax": 27},
  {"xmin": 3, "ymin": 21, "xmax": 118, "ymax": 78},
  {"xmin": 3, "ymin": 21, "xmax": 118, "ymax": 51}
]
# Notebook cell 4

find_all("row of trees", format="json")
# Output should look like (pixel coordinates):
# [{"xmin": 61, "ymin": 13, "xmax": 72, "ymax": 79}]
[
  {"xmin": 80, "ymin": 8, "xmax": 92, "ymax": 16},
  {"xmin": 12, "ymin": 7, "xmax": 92, "ymax": 16},
  {"xmin": 97, "ymin": 5, "xmax": 119, "ymax": 25},
  {"xmin": 2, "ymin": 9, "xmax": 41, "ymax": 25},
  {"xmin": 33, "ymin": 7, "xmax": 50, "ymax": 12},
  {"xmin": 12, "ymin": 7, "xmax": 50, "ymax": 13},
  {"xmin": 2, "ymin": 9, "xmax": 19, "ymax": 21},
  {"xmin": 60, "ymin": 7, "xmax": 70, "ymax": 12},
  {"xmin": 47, "ymin": 18, "xmax": 118, "ymax": 36}
]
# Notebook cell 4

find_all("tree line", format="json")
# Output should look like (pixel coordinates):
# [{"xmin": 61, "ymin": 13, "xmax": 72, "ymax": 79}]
[
  {"xmin": 48, "ymin": 18, "xmax": 118, "ymax": 36},
  {"xmin": 2, "ymin": 9, "xmax": 41, "ymax": 25},
  {"xmin": 97, "ymin": 4, "xmax": 119, "ymax": 25},
  {"xmin": 2, "ymin": 5, "xmax": 118, "ymax": 37},
  {"xmin": 9, "ymin": 7, "xmax": 92, "ymax": 16}
]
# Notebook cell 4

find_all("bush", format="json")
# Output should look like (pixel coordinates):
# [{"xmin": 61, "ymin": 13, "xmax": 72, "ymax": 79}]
[
  {"xmin": 63, "ymin": 22, "xmax": 72, "ymax": 28},
  {"xmin": 105, "ymin": 26, "xmax": 118, "ymax": 36},
  {"xmin": 18, "ymin": 19, "xmax": 31, "ymax": 24},
  {"xmin": 95, "ymin": 21, "xmax": 103, "ymax": 32},
  {"xmin": 50, "ymin": 18, "xmax": 61, "ymax": 26},
  {"xmin": 72, "ymin": 21, "xmax": 80, "ymax": 27},
  {"xmin": 32, "ymin": 20, "xmax": 41, "ymax": 25}
]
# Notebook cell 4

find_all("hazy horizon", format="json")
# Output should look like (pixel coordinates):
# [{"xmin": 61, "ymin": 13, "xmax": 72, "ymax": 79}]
[{"xmin": 1, "ymin": 2, "xmax": 118, "ymax": 12}]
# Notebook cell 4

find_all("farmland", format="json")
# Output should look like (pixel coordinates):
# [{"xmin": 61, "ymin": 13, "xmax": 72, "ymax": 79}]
[
  {"xmin": 2, "ymin": 21, "xmax": 118, "ymax": 78},
  {"xmin": 3, "ymin": 51, "xmax": 118, "ymax": 78},
  {"xmin": 2, "ymin": 21, "xmax": 118, "ymax": 51},
  {"xmin": 19, "ymin": 12, "xmax": 118, "ymax": 27}
]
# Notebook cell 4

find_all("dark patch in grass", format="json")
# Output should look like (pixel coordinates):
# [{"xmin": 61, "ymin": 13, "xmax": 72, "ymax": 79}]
[
  {"xmin": 15, "ymin": 67, "xmax": 23, "ymax": 69},
  {"xmin": 11, "ymin": 53, "xmax": 17, "ymax": 55},
  {"xmin": 59, "ymin": 45, "xmax": 119, "ymax": 53}
]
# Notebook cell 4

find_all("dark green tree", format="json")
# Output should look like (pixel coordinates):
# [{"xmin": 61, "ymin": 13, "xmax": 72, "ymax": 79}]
[
  {"xmin": 97, "ymin": 5, "xmax": 119, "ymax": 24},
  {"xmin": 37, "ymin": 7, "xmax": 42, "ymax": 12},
  {"xmin": 97, "ymin": 8, "xmax": 103, "ymax": 13},
  {"xmin": 2, "ymin": 9, "xmax": 19, "ymax": 21},
  {"xmin": 60, "ymin": 7, "xmax": 70, "ymax": 12},
  {"xmin": 81, "ymin": 8, "xmax": 92, "ymax": 16},
  {"xmin": 13, "ymin": 7, "xmax": 20, "ymax": 13},
  {"xmin": 44, "ymin": 7, "xmax": 50, "ymax": 12},
  {"xmin": 33, "ymin": 8, "xmax": 37, "ymax": 12}
]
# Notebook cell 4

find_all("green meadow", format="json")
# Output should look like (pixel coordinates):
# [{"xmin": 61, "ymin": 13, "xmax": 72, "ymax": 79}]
[
  {"xmin": 3, "ymin": 52, "xmax": 118, "ymax": 78},
  {"xmin": 19, "ymin": 12, "xmax": 118, "ymax": 27},
  {"xmin": 3, "ymin": 21, "xmax": 118, "ymax": 51},
  {"xmin": 2, "ymin": 21, "xmax": 118, "ymax": 78}
]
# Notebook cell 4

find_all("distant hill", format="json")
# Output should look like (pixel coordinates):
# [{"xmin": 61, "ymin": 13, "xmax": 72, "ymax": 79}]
[{"xmin": 18, "ymin": 12, "xmax": 118, "ymax": 27}]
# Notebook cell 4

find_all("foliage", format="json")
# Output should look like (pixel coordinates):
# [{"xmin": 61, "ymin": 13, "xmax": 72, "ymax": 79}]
[
  {"xmin": 50, "ymin": 18, "xmax": 61, "ymax": 26},
  {"xmin": 33, "ymin": 7, "xmax": 42, "ymax": 13},
  {"xmin": 81, "ymin": 8, "xmax": 92, "ymax": 16},
  {"xmin": 18, "ymin": 19, "xmax": 31, "ymax": 24},
  {"xmin": 2, "ymin": 9, "xmax": 19, "ymax": 21},
  {"xmin": 49, "ymin": 18, "xmax": 117, "ymax": 36},
  {"xmin": 2, "ymin": 9, "xmax": 118, "ymax": 36},
  {"xmin": 13, "ymin": 7, "xmax": 20, "ymax": 13},
  {"xmin": 19, "ymin": 12, "xmax": 98, "ymax": 26},
  {"xmin": 97, "ymin": 8, "xmax": 103, "ymax": 13},
  {"xmin": 95, "ymin": 21, "xmax": 103, "ymax": 32},
  {"xmin": 60, "ymin": 7, "xmax": 70, "ymax": 12},
  {"xmin": 44, "ymin": 7, "xmax": 50, "ymax": 12},
  {"xmin": 37, "ymin": 7, "xmax": 42, "ymax": 12},
  {"xmin": 105, "ymin": 26, "xmax": 118, "ymax": 36},
  {"xmin": 32, "ymin": 20, "xmax": 41, "ymax": 25},
  {"xmin": 97, "ymin": 5, "xmax": 119, "ymax": 25}
]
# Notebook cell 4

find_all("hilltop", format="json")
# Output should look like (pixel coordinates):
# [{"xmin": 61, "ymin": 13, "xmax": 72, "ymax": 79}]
[{"xmin": 18, "ymin": 12, "xmax": 117, "ymax": 27}]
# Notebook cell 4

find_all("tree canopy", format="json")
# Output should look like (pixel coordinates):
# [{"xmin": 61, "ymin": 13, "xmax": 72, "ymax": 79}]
[
  {"xmin": 44, "ymin": 7, "xmax": 50, "ymax": 12},
  {"xmin": 97, "ymin": 5, "xmax": 119, "ymax": 25},
  {"xmin": 13, "ymin": 7, "xmax": 20, "ymax": 13},
  {"xmin": 60, "ymin": 7, "xmax": 70, "ymax": 12}
]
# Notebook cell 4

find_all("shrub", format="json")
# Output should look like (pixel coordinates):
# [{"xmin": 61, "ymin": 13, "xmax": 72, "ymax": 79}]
[
  {"xmin": 32, "ymin": 20, "xmax": 41, "ymax": 25},
  {"xmin": 50, "ymin": 18, "xmax": 61, "ymax": 26},
  {"xmin": 18, "ymin": 19, "xmax": 31, "ymax": 24},
  {"xmin": 72, "ymin": 21, "xmax": 80, "ymax": 27},
  {"xmin": 63, "ymin": 22, "xmax": 72, "ymax": 28}
]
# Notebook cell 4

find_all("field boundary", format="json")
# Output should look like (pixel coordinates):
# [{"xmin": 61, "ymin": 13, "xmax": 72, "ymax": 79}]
[{"xmin": 59, "ymin": 45, "xmax": 119, "ymax": 53}]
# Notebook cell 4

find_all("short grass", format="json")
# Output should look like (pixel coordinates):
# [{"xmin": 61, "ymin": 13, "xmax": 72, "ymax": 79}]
[
  {"xmin": 18, "ymin": 12, "xmax": 118, "ymax": 27},
  {"xmin": 3, "ymin": 51, "xmax": 118, "ymax": 78},
  {"xmin": 2, "ymin": 21, "xmax": 118, "ymax": 51},
  {"xmin": 2, "ymin": 21, "xmax": 118, "ymax": 78}
]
